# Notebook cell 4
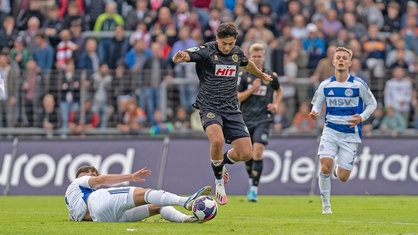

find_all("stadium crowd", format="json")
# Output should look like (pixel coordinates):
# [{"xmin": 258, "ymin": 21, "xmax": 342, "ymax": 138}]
[{"xmin": 0, "ymin": 0, "xmax": 417, "ymax": 138}]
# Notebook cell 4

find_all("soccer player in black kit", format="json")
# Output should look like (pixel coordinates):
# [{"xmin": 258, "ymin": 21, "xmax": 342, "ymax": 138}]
[
  {"xmin": 237, "ymin": 43, "xmax": 282, "ymax": 202},
  {"xmin": 172, "ymin": 22, "xmax": 272, "ymax": 205}
]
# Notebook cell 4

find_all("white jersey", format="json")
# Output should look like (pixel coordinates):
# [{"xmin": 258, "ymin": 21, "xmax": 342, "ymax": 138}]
[
  {"xmin": 311, "ymin": 74, "xmax": 377, "ymax": 143},
  {"xmin": 65, "ymin": 176, "xmax": 95, "ymax": 221}
]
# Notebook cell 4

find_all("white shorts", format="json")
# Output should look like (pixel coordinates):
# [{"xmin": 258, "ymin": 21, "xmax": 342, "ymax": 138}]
[
  {"xmin": 88, "ymin": 187, "xmax": 136, "ymax": 222},
  {"xmin": 317, "ymin": 136, "xmax": 358, "ymax": 171}
]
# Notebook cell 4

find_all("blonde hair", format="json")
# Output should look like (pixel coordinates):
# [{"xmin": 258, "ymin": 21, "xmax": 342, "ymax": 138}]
[
  {"xmin": 335, "ymin": 47, "xmax": 353, "ymax": 60},
  {"xmin": 248, "ymin": 43, "xmax": 265, "ymax": 54}
]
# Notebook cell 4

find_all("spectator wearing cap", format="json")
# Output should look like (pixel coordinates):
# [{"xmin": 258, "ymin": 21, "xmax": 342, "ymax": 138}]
[{"xmin": 302, "ymin": 23, "xmax": 326, "ymax": 70}]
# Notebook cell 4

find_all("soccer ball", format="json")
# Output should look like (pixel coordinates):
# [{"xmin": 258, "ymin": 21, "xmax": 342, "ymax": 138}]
[{"xmin": 192, "ymin": 196, "xmax": 218, "ymax": 222}]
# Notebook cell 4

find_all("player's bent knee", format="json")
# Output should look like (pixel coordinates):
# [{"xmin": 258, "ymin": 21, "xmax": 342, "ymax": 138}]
[{"xmin": 148, "ymin": 204, "xmax": 161, "ymax": 216}]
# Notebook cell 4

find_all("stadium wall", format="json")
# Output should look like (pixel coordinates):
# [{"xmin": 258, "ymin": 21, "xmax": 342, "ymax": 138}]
[{"xmin": 0, "ymin": 137, "xmax": 417, "ymax": 195}]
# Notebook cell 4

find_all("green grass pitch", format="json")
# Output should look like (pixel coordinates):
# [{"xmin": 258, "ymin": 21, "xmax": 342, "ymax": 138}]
[{"xmin": 1, "ymin": 195, "xmax": 417, "ymax": 235}]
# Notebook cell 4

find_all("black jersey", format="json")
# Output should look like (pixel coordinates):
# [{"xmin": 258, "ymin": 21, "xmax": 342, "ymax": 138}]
[
  {"xmin": 185, "ymin": 41, "xmax": 249, "ymax": 114},
  {"xmin": 237, "ymin": 68, "xmax": 280, "ymax": 124}
]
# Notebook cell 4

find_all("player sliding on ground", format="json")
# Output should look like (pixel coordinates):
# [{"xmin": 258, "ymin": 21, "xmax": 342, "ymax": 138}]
[
  {"xmin": 172, "ymin": 22, "xmax": 272, "ymax": 205},
  {"xmin": 65, "ymin": 166, "xmax": 211, "ymax": 222}
]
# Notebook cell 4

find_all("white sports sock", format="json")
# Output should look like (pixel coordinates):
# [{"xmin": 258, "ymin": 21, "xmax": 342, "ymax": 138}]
[
  {"xmin": 144, "ymin": 189, "xmax": 186, "ymax": 207},
  {"xmin": 215, "ymin": 178, "xmax": 224, "ymax": 185},
  {"xmin": 318, "ymin": 173, "xmax": 331, "ymax": 207},
  {"xmin": 251, "ymin": 186, "xmax": 258, "ymax": 194},
  {"xmin": 211, "ymin": 159, "xmax": 223, "ymax": 166},
  {"xmin": 248, "ymin": 178, "xmax": 252, "ymax": 187},
  {"xmin": 119, "ymin": 205, "xmax": 150, "ymax": 222},
  {"xmin": 159, "ymin": 206, "xmax": 188, "ymax": 223}
]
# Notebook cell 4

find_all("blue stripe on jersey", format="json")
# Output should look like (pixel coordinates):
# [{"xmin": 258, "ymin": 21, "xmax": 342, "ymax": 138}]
[
  {"xmin": 326, "ymin": 122, "xmax": 355, "ymax": 133},
  {"xmin": 108, "ymin": 188, "xmax": 130, "ymax": 195},
  {"xmin": 79, "ymin": 186, "xmax": 94, "ymax": 203},
  {"xmin": 324, "ymin": 87, "xmax": 359, "ymax": 97},
  {"xmin": 326, "ymin": 107, "xmax": 357, "ymax": 116}
]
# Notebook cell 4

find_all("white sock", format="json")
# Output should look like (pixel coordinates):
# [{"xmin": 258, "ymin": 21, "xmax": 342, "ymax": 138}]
[
  {"xmin": 144, "ymin": 189, "xmax": 186, "ymax": 207},
  {"xmin": 318, "ymin": 173, "xmax": 331, "ymax": 207},
  {"xmin": 211, "ymin": 159, "xmax": 223, "ymax": 166},
  {"xmin": 248, "ymin": 178, "xmax": 252, "ymax": 187},
  {"xmin": 159, "ymin": 206, "xmax": 188, "ymax": 223},
  {"xmin": 215, "ymin": 178, "xmax": 224, "ymax": 185},
  {"xmin": 251, "ymin": 186, "xmax": 258, "ymax": 194}
]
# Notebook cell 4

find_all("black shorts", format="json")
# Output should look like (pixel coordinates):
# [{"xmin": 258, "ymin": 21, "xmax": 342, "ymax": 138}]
[
  {"xmin": 247, "ymin": 121, "xmax": 272, "ymax": 146},
  {"xmin": 199, "ymin": 110, "xmax": 250, "ymax": 144}
]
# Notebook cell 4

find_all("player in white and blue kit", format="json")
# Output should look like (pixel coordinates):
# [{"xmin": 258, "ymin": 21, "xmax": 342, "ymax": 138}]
[
  {"xmin": 309, "ymin": 47, "xmax": 377, "ymax": 214},
  {"xmin": 65, "ymin": 166, "xmax": 211, "ymax": 222}
]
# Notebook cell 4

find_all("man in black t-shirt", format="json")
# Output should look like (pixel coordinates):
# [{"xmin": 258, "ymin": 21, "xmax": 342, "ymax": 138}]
[
  {"xmin": 172, "ymin": 22, "xmax": 272, "ymax": 205},
  {"xmin": 237, "ymin": 43, "xmax": 282, "ymax": 202}
]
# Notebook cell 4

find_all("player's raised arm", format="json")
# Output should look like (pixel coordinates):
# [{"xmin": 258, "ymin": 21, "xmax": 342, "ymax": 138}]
[
  {"xmin": 88, "ymin": 168, "xmax": 152, "ymax": 188},
  {"xmin": 172, "ymin": 50, "xmax": 191, "ymax": 63},
  {"xmin": 242, "ymin": 60, "xmax": 272, "ymax": 82}
]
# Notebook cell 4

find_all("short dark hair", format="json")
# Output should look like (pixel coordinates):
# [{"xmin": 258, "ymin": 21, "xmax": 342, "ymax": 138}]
[
  {"xmin": 75, "ymin": 166, "xmax": 99, "ymax": 178},
  {"xmin": 216, "ymin": 22, "xmax": 239, "ymax": 39}
]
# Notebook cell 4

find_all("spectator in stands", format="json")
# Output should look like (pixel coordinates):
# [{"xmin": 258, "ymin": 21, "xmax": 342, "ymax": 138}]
[
  {"xmin": 140, "ymin": 42, "xmax": 173, "ymax": 123},
  {"xmin": 175, "ymin": 1, "xmax": 192, "ymax": 29},
  {"xmin": 308, "ymin": 45, "xmax": 336, "ymax": 99},
  {"xmin": 273, "ymin": 101, "xmax": 291, "ymax": 133},
  {"xmin": 357, "ymin": 0, "xmax": 384, "ymax": 29},
  {"xmin": 361, "ymin": 23, "xmax": 386, "ymax": 78},
  {"xmin": 91, "ymin": 63, "xmax": 113, "ymax": 128},
  {"xmin": 0, "ymin": 15, "xmax": 19, "ymax": 50},
  {"xmin": 351, "ymin": 57, "xmax": 370, "ymax": 86},
  {"xmin": 401, "ymin": 13, "xmax": 418, "ymax": 53},
  {"xmin": 149, "ymin": 109, "xmax": 174, "ymax": 136},
  {"xmin": 342, "ymin": 12, "xmax": 367, "ymax": 40},
  {"xmin": 291, "ymin": 101, "xmax": 317, "ymax": 133},
  {"xmin": 10, "ymin": 36, "xmax": 31, "ymax": 70},
  {"xmin": 84, "ymin": 0, "xmax": 106, "ymax": 31},
  {"xmin": 172, "ymin": 106, "xmax": 191, "ymax": 131},
  {"xmin": 38, "ymin": 93, "xmax": 59, "ymax": 135},
  {"xmin": 57, "ymin": 0, "xmax": 85, "ymax": 19},
  {"xmin": 69, "ymin": 19, "xmax": 84, "ymax": 58},
  {"xmin": 329, "ymin": 28, "xmax": 350, "ymax": 48},
  {"xmin": 21, "ymin": 59, "xmax": 41, "ymax": 127},
  {"xmin": 258, "ymin": 2, "xmax": 279, "ymax": 37},
  {"xmin": 384, "ymin": 66, "xmax": 413, "ymax": 125},
  {"xmin": 363, "ymin": 103, "xmax": 384, "ymax": 137},
  {"xmin": 93, "ymin": 1, "xmax": 124, "ymax": 32},
  {"xmin": 125, "ymin": 38, "xmax": 148, "ymax": 75},
  {"xmin": 302, "ymin": 23, "xmax": 326, "ymax": 70},
  {"xmin": 382, "ymin": 1, "xmax": 402, "ymax": 33},
  {"xmin": 386, "ymin": 37, "xmax": 415, "ymax": 69},
  {"xmin": 278, "ymin": 0, "xmax": 302, "ymax": 32},
  {"xmin": 184, "ymin": 10, "xmax": 202, "ymax": 40},
  {"xmin": 77, "ymin": 37, "xmax": 100, "ymax": 75},
  {"xmin": 150, "ymin": 7, "xmax": 177, "ymax": 45},
  {"xmin": 171, "ymin": 26, "xmax": 199, "ymax": 113},
  {"xmin": 33, "ymin": 32, "xmax": 54, "ymax": 78},
  {"xmin": 41, "ymin": 5, "xmax": 63, "ymax": 48},
  {"xmin": 129, "ymin": 21, "xmax": 151, "ymax": 48},
  {"xmin": 291, "ymin": 14, "xmax": 309, "ymax": 40},
  {"xmin": 116, "ymin": 97, "xmax": 147, "ymax": 133},
  {"xmin": 202, "ymin": 7, "xmax": 222, "ymax": 42},
  {"xmin": 68, "ymin": 98, "xmax": 100, "ymax": 135},
  {"xmin": 59, "ymin": 59, "xmax": 81, "ymax": 136},
  {"xmin": 380, "ymin": 105, "xmax": 407, "ymax": 137},
  {"xmin": 101, "ymin": 25, "xmax": 130, "ymax": 69},
  {"xmin": 55, "ymin": 29, "xmax": 78, "ymax": 70},
  {"xmin": 124, "ymin": 0, "xmax": 154, "ymax": 31},
  {"xmin": 0, "ymin": 48, "xmax": 19, "ymax": 128},
  {"xmin": 251, "ymin": 14, "xmax": 275, "ymax": 46},
  {"xmin": 15, "ymin": 0, "xmax": 44, "ymax": 31},
  {"xmin": 155, "ymin": 33, "xmax": 172, "ymax": 61},
  {"xmin": 110, "ymin": 61, "xmax": 135, "ymax": 119},
  {"xmin": 322, "ymin": 8, "xmax": 342, "ymax": 41},
  {"xmin": 19, "ymin": 16, "xmax": 41, "ymax": 52},
  {"xmin": 401, "ymin": 1, "xmax": 418, "ymax": 29},
  {"xmin": 62, "ymin": 1, "xmax": 88, "ymax": 31}
]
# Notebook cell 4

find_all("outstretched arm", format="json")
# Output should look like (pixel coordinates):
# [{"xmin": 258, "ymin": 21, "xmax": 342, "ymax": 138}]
[
  {"xmin": 242, "ymin": 60, "xmax": 272, "ymax": 82},
  {"xmin": 172, "ymin": 50, "xmax": 191, "ymax": 63},
  {"xmin": 88, "ymin": 168, "xmax": 152, "ymax": 188}
]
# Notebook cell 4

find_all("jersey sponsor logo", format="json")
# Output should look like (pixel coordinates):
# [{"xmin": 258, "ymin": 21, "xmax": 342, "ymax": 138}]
[
  {"xmin": 327, "ymin": 97, "xmax": 359, "ymax": 107},
  {"xmin": 215, "ymin": 65, "xmax": 237, "ymax": 76},
  {"xmin": 248, "ymin": 84, "xmax": 267, "ymax": 96},
  {"xmin": 327, "ymin": 90, "xmax": 335, "ymax": 96},
  {"xmin": 232, "ymin": 54, "xmax": 238, "ymax": 62}
]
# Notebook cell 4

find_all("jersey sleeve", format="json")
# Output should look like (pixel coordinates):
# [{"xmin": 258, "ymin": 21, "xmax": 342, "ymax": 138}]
[
  {"xmin": 270, "ymin": 71, "xmax": 281, "ymax": 90},
  {"xmin": 359, "ymin": 83, "xmax": 377, "ymax": 121},
  {"xmin": 311, "ymin": 81, "xmax": 326, "ymax": 114},
  {"xmin": 185, "ymin": 45, "xmax": 206, "ymax": 63},
  {"xmin": 74, "ymin": 176, "xmax": 93, "ymax": 189},
  {"xmin": 237, "ymin": 70, "xmax": 247, "ymax": 92},
  {"xmin": 238, "ymin": 48, "xmax": 249, "ymax": 67}
]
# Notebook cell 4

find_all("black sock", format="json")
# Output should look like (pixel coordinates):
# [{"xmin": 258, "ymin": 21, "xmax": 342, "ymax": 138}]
[
  {"xmin": 211, "ymin": 162, "xmax": 224, "ymax": 180},
  {"xmin": 245, "ymin": 159, "xmax": 253, "ymax": 179},
  {"xmin": 252, "ymin": 160, "xmax": 263, "ymax": 186},
  {"xmin": 223, "ymin": 151, "xmax": 234, "ymax": 165}
]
